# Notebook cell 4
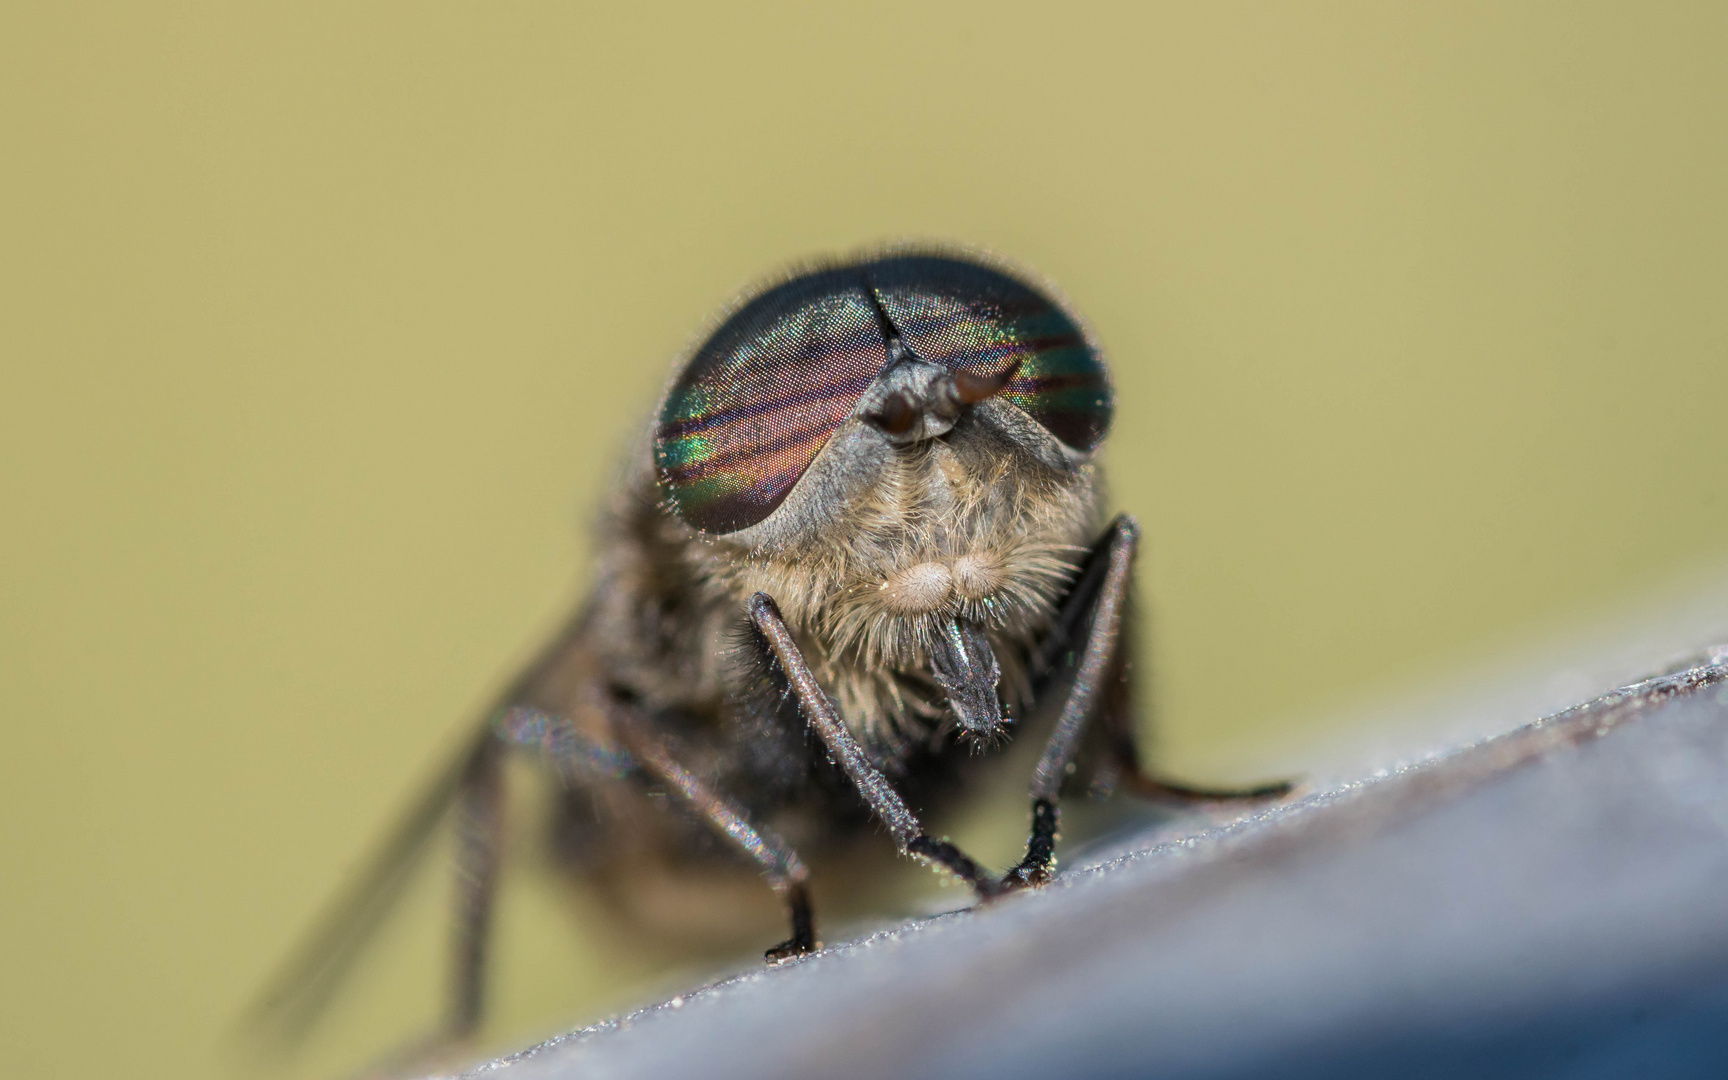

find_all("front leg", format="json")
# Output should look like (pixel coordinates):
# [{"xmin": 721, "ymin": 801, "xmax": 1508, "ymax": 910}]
[
  {"xmin": 748, "ymin": 593, "xmax": 1004, "ymax": 898},
  {"xmin": 1004, "ymin": 515, "xmax": 1293, "ymax": 889}
]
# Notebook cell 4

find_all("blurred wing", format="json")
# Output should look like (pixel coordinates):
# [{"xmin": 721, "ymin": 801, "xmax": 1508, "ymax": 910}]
[
  {"xmin": 243, "ymin": 610, "xmax": 595, "ymax": 1045},
  {"xmin": 243, "ymin": 723, "xmax": 490, "ymax": 1045}
]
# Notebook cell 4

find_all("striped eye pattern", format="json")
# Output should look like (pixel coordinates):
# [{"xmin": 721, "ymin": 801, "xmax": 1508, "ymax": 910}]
[
  {"xmin": 868, "ymin": 257, "xmax": 1112, "ymax": 455},
  {"xmin": 654, "ymin": 254, "xmax": 1112, "ymax": 534}
]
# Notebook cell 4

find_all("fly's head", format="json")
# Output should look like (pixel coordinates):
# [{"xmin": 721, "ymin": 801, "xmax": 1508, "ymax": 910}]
[{"xmin": 652, "ymin": 250, "xmax": 1113, "ymax": 742}]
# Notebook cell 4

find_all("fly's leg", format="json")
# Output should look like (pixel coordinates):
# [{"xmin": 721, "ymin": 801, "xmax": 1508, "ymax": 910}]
[
  {"xmin": 748, "ymin": 593, "xmax": 1003, "ymax": 899},
  {"xmin": 1001, "ymin": 516, "xmax": 1139, "ymax": 889},
  {"xmin": 1004, "ymin": 515, "xmax": 1293, "ymax": 890},
  {"xmin": 495, "ymin": 696, "xmax": 820, "ymax": 965},
  {"xmin": 1092, "ymin": 524, "xmax": 1292, "ymax": 805},
  {"xmin": 449, "ymin": 735, "xmax": 505, "ymax": 1037},
  {"xmin": 605, "ymin": 699, "xmax": 819, "ymax": 961},
  {"xmin": 246, "ymin": 725, "xmax": 501, "ymax": 1050}
]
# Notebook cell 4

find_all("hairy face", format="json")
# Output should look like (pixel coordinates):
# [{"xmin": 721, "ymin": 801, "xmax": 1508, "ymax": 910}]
[
  {"xmin": 674, "ymin": 402, "xmax": 1101, "ymax": 745},
  {"xmin": 711, "ymin": 408, "xmax": 1100, "ymax": 666}
]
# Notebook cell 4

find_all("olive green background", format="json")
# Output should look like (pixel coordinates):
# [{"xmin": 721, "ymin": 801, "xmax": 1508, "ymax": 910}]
[{"xmin": 4, "ymin": 3, "xmax": 1726, "ymax": 1078}]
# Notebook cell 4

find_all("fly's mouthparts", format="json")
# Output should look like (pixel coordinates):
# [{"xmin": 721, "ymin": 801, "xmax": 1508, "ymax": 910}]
[{"xmin": 928, "ymin": 615, "xmax": 1006, "ymax": 737}]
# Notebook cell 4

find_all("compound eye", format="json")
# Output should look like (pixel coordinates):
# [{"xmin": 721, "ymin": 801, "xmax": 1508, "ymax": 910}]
[
  {"xmin": 869, "ymin": 257, "xmax": 1112, "ymax": 452},
  {"xmin": 654, "ymin": 269, "xmax": 887, "ymax": 534}
]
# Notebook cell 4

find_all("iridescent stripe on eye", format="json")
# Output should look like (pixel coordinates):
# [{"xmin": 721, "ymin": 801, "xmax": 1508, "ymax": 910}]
[
  {"xmin": 870, "ymin": 257, "xmax": 1112, "ymax": 452},
  {"xmin": 654, "ymin": 272, "xmax": 887, "ymax": 533},
  {"xmin": 654, "ymin": 255, "xmax": 1113, "ymax": 534}
]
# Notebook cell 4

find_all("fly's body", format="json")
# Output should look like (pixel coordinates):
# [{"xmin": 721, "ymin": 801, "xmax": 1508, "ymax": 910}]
[{"xmin": 257, "ymin": 248, "xmax": 1289, "ymax": 1051}]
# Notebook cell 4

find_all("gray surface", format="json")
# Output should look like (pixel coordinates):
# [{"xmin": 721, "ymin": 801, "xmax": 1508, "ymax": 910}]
[{"xmin": 450, "ymin": 646, "xmax": 1728, "ymax": 1080}]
